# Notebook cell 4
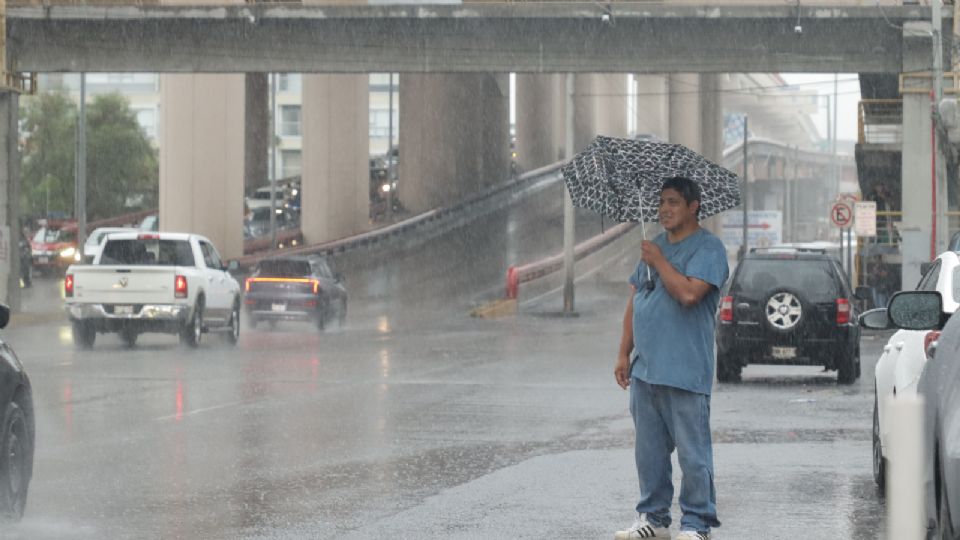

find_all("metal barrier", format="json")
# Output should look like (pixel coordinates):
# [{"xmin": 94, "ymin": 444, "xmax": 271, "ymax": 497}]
[
  {"xmin": 233, "ymin": 160, "xmax": 566, "ymax": 271},
  {"xmin": 505, "ymin": 222, "xmax": 635, "ymax": 300}
]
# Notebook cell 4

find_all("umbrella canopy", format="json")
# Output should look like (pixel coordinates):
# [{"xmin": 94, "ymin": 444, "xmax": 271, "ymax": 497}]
[{"xmin": 561, "ymin": 136, "xmax": 742, "ymax": 223}]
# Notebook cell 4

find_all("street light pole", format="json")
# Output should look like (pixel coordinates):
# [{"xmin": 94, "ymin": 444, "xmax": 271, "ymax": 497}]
[
  {"xmin": 75, "ymin": 73, "xmax": 86, "ymax": 256},
  {"xmin": 269, "ymin": 73, "xmax": 277, "ymax": 250},
  {"xmin": 741, "ymin": 116, "xmax": 748, "ymax": 258},
  {"xmin": 563, "ymin": 73, "xmax": 576, "ymax": 314}
]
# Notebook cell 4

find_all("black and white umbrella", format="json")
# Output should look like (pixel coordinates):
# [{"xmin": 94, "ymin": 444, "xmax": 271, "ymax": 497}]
[{"xmin": 561, "ymin": 135, "xmax": 741, "ymax": 286}]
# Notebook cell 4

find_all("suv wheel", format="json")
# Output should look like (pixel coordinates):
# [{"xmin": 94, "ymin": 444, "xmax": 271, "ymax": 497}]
[
  {"xmin": 716, "ymin": 352, "xmax": 742, "ymax": 383},
  {"xmin": 764, "ymin": 289, "xmax": 804, "ymax": 332},
  {"xmin": 873, "ymin": 393, "xmax": 886, "ymax": 492}
]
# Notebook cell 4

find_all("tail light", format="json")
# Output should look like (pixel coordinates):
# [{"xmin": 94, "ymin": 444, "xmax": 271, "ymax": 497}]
[
  {"xmin": 836, "ymin": 298, "xmax": 851, "ymax": 325},
  {"xmin": 245, "ymin": 278, "xmax": 252, "ymax": 293},
  {"xmin": 720, "ymin": 296, "xmax": 733, "ymax": 322},
  {"xmin": 312, "ymin": 279, "xmax": 320, "ymax": 294},
  {"xmin": 174, "ymin": 275, "xmax": 188, "ymax": 298},
  {"xmin": 925, "ymin": 331, "xmax": 942, "ymax": 361},
  {"xmin": 64, "ymin": 274, "xmax": 74, "ymax": 297}
]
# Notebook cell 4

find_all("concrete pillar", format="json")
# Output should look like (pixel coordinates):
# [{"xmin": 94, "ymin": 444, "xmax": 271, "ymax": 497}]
[
  {"xmin": 398, "ymin": 73, "xmax": 509, "ymax": 214},
  {"xmin": 635, "ymin": 75, "xmax": 669, "ymax": 140},
  {"xmin": 244, "ymin": 73, "xmax": 269, "ymax": 192},
  {"xmin": 573, "ymin": 74, "xmax": 597, "ymax": 152},
  {"xmin": 669, "ymin": 73, "xmax": 725, "ymax": 236},
  {"xmin": 516, "ymin": 74, "xmax": 564, "ymax": 172},
  {"xmin": 901, "ymin": 22, "xmax": 937, "ymax": 288},
  {"xmin": 159, "ymin": 75, "xmax": 245, "ymax": 260},
  {"xmin": 593, "ymin": 74, "xmax": 630, "ymax": 139},
  {"xmin": 300, "ymin": 75, "xmax": 369, "ymax": 244},
  {"xmin": 0, "ymin": 92, "xmax": 19, "ymax": 310}
]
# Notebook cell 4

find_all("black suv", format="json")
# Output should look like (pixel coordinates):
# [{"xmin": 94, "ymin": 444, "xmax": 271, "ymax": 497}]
[{"xmin": 715, "ymin": 249, "xmax": 862, "ymax": 384}]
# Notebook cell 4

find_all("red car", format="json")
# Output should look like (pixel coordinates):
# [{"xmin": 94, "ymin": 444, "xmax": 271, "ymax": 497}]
[{"xmin": 30, "ymin": 221, "xmax": 79, "ymax": 275}]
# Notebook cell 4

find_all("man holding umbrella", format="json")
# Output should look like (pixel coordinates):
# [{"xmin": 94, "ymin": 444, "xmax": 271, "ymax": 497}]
[
  {"xmin": 613, "ymin": 176, "xmax": 728, "ymax": 540},
  {"xmin": 561, "ymin": 136, "xmax": 739, "ymax": 540}
]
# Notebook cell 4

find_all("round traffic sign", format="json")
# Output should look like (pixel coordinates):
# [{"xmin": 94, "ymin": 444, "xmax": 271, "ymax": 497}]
[{"xmin": 831, "ymin": 202, "xmax": 853, "ymax": 228}]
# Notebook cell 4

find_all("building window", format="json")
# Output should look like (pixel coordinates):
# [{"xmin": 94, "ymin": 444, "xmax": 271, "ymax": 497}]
[
  {"xmin": 281, "ymin": 150, "xmax": 301, "ymax": 178},
  {"xmin": 278, "ymin": 74, "xmax": 301, "ymax": 94},
  {"xmin": 134, "ymin": 108, "xmax": 157, "ymax": 140},
  {"xmin": 280, "ymin": 105, "xmax": 301, "ymax": 137}
]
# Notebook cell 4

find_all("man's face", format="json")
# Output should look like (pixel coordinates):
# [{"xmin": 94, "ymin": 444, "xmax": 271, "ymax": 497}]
[{"xmin": 659, "ymin": 187, "xmax": 699, "ymax": 231}]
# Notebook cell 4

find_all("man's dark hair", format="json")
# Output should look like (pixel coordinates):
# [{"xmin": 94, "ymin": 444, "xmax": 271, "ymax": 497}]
[{"xmin": 661, "ymin": 176, "xmax": 702, "ymax": 218}]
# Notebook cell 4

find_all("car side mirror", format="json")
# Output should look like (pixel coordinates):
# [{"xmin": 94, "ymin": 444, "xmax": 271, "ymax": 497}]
[
  {"xmin": 0, "ymin": 303, "xmax": 11, "ymax": 329},
  {"xmin": 226, "ymin": 260, "xmax": 239, "ymax": 272},
  {"xmin": 859, "ymin": 308, "xmax": 890, "ymax": 330},
  {"xmin": 887, "ymin": 290, "xmax": 943, "ymax": 330}
]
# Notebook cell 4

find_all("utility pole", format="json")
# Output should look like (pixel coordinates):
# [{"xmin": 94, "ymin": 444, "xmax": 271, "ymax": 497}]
[
  {"xmin": 269, "ymin": 73, "xmax": 277, "ymax": 250},
  {"xmin": 932, "ymin": 0, "xmax": 947, "ymax": 257},
  {"xmin": 387, "ymin": 72, "xmax": 394, "ymax": 222},
  {"xmin": 563, "ymin": 73, "xmax": 576, "ymax": 314},
  {"xmin": 75, "ymin": 73, "xmax": 87, "ymax": 257},
  {"xmin": 741, "ymin": 116, "xmax": 748, "ymax": 257}
]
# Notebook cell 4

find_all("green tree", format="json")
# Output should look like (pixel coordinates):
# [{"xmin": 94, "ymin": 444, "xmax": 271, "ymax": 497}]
[
  {"xmin": 20, "ymin": 90, "xmax": 76, "ymax": 219},
  {"xmin": 20, "ymin": 90, "xmax": 159, "ymax": 222}
]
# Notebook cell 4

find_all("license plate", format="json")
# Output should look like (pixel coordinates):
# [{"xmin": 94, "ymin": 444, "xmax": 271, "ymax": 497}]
[
  {"xmin": 772, "ymin": 346, "xmax": 797, "ymax": 360},
  {"xmin": 38, "ymin": 257, "xmax": 48, "ymax": 264},
  {"xmin": 271, "ymin": 303, "xmax": 286, "ymax": 312},
  {"xmin": 115, "ymin": 305, "xmax": 133, "ymax": 315}
]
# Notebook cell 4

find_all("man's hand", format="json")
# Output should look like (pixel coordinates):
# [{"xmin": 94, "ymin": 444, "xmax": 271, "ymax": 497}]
[
  {"xmin": 615, "ymin": 353, "xmax": 631, "ymax": 390},
  {"xmin": 640, "ymin": 240, "xmax": 664, "ymax": 269}
]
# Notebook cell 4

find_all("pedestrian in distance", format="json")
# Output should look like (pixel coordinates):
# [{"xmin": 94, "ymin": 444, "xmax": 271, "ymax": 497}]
[{"xmin": 613, "ymin": 176, "xmax": 729, "ymax": 540}]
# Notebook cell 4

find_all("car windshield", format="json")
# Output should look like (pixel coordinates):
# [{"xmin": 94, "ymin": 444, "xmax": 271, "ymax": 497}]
[
  {"xmin": 732, "ymin": 259, "xmax": 841, "ymax": 302},
  {"xmin": 32, "ymin": 227, "xmax": 75, "ymax": 244},
  {"xmin": 99, "ymin": 239, "xmax": 195, "ymax": 266},
  {"xmin": 253, "ymin": 190, "xmax": 283, "ymax": 200},
  {"xmin": 257, "ymin": 259, "xmax": 311, "ymax": 278}
]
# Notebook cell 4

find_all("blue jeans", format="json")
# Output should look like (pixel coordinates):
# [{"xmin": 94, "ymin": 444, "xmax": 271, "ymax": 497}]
[{"xmin": 629, "ymin": 378, "xmax": 720, "ymax": 532}]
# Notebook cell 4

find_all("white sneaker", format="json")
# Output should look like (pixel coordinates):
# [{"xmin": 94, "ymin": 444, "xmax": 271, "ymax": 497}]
[
  {"xmin": 614, "ymin": 513, "xmax": 670, "ymax": 539},
  {"xmin": 676, "ymin": 530, "xmax": 710, "ymax": 540}
]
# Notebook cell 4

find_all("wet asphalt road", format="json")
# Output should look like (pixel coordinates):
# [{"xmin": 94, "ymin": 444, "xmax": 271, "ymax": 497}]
[{"xmin": 3, "ymin": 185, "xmax": 888, "ymax": 539}]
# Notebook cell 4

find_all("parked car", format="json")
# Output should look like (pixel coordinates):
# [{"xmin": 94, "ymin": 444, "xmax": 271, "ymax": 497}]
[
  {"xmin": 64, "ymin": 232, "xmax": 241, "ymax": 348},
  {"xmin": 867, "ymin": 250, "xmax": 960, "ymax": 490},
  {"xmin": 245, "ymin": 207, "xmax": 298, "ymax": 239},
  {"xmin": 83, "ymin": 227, "xmax": 138, "ymax": 263},
  {"xmin": 138, "ymin": 215, "xmax": 159, "ymax": 232},
  {"xmin": 243, "ymin": 256, "xmax": 347, "ymax": 330},
  {"xmin": 715, "ymin": 247, "xmax": 862, "ymax": 384},
  {"xmin": 30, "ymin": 222, "xmax": 79, "ymax": 275},
  {"xmin": 0, "ymin": 303, "xmax": 36, "ymax": 520},
  {"xmin": 245, "ymin": 186, "xmax": 288, "ymax": 211},
  {"xmin": 862, "ymin": 291, "xmax": 956, "ymax": 538}
]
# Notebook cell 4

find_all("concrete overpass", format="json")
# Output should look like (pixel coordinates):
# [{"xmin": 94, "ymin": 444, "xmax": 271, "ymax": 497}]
[{"xmin": 5, "ymin": 4, "xmax": 940, "ymax": 74}]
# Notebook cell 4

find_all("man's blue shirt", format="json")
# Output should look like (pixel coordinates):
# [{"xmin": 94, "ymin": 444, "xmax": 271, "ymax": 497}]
[{"xmin": 628, "ymin": 228, "xmax": 729, "ymax": 395}]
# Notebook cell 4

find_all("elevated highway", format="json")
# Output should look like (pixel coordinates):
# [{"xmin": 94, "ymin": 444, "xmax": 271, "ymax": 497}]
[{"xmin": 5, "ymin": 3, "xmax": 943, "ymax": 73}]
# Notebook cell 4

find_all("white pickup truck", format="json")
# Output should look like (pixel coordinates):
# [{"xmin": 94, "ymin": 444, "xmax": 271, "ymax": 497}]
[{"xmin": 63, "ymin": 232, "xmax": 242, "ymax": 349}]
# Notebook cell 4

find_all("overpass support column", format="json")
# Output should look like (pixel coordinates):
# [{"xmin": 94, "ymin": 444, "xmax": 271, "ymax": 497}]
[
  {"xmin": 592, "ymin": 74, "xmax": 630, "ymax": 139},
  {"xmin": 516, "ymin": 74, "xmax": 565, "ymax": 172},
  {"xmin": 398, "ymin": 74, "xmax": 509, "ymax": 214},
  {"xmin": 300, "ymin": 75, "xmax": 370, "ymax": 244},
  {"xmin": 635, "ymin": 75, "xmax": 669, "ymax": 140},
  {"xmin": 901, "ymin": 22, "xmax": 940, "ymax": 287},
  {"xmin": 669, "ymin": 73, "xmax": 724, "ymax": 234},
  {"xmin": 160, "ymin": 75, "xmax": 245, "ymax": 260},
  {"xmin": 0, "ymin": 91, "xmax": 19, "ymax": 309}
]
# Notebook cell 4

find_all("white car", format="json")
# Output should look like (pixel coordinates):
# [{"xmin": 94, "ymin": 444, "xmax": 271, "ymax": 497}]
[
  {"xmin": 871, "ymin": 250, "xmax": 960, "ymax": 490},
  {"xmin": 64, "ymin": 232, "xmax": 241, "ymax": 349},
  {"xmin": 83, "ymin": 227, "xmax": 137, "ymax": 262},
  {"xmin": 245, "ymin": 186, "xmax": 288, "ymax": 211}
]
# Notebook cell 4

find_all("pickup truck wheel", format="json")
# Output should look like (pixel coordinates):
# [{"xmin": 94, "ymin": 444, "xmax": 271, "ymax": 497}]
[
  {"xmin": 119, "ymin": 327, "xmax": 138, "ymax": 348},
  {"xmin": 72, "ymin": 322, "xmax": 95, "ymax": 349},
  {"xmin": 0, "ymin": 401, "xmax": 30, "ymax": 521},
  {"xmin": 224, "ymin": 303, "xmax": 240, "ymax": 345},
  {"xmin": 180, "ymin": 300, "xmax": 203, "ymax": 348}
]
